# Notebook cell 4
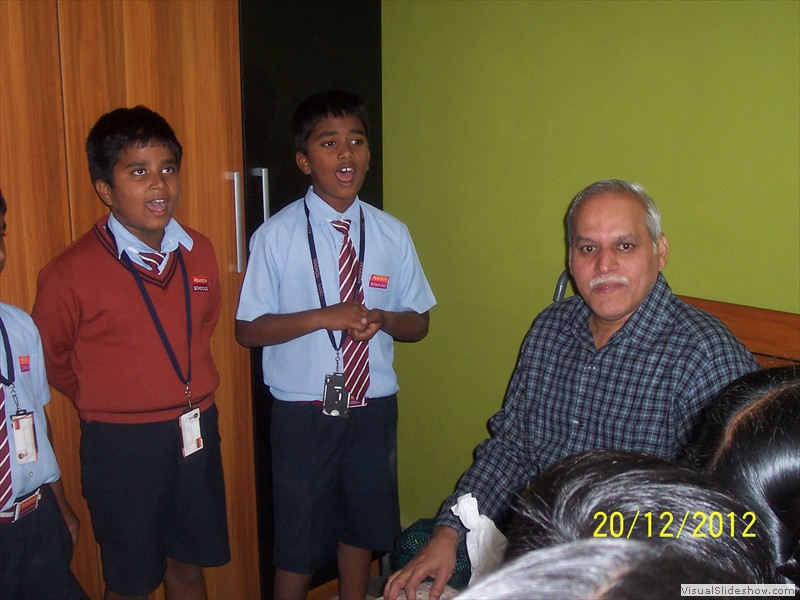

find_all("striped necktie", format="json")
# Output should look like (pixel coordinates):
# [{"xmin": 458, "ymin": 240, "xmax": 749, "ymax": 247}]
[
  {"xmin": 0, "ymin": 387, "xmax": 13, "ymax": 509},
  {"xmin": 331, "ymin": 219, "xmax": 370, "ymax": 405},
  {"xmin": 139, "ymin": 251, "xmax": 166, "ymax": 272}
]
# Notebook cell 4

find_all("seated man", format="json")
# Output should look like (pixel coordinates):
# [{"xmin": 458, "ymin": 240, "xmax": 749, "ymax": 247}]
[{"xmin": 385, "ymin": 179, "xmax": 760, "ymax": 600}]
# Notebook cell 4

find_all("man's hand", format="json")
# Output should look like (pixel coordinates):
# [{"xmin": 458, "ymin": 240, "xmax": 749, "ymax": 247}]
[{"xmin": 384, "ymin": 526, "xmax": 460, "ymax": 600}]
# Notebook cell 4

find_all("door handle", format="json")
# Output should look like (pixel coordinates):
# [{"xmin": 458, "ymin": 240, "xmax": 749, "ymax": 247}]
[
  {"xmin": 251, "ymin": 167, "xmax": 269, "ymax": 223},
  {"xmin": 226, "ymin": 171, "xmax": 245, "ymax": 273}
]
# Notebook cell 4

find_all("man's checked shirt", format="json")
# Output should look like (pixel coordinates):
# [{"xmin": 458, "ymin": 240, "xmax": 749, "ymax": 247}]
[{"xmin": 436, "ymin": 274, "xmax": 759, "ymax": 534}]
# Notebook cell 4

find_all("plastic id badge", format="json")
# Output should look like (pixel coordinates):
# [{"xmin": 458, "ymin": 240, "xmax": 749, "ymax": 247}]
[
  {"xmin": 12, "ymin": 412, "xmax": 38, "ymax": 464},
  {"xmin": 322, "ymin": 372, "xmax": 349, "ymax": 417},
  {"xmin": 179, "ymin": 408, "xmax": 204, "ymax": 457}
]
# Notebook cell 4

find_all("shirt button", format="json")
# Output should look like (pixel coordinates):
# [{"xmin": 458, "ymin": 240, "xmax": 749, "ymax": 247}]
[
  {"xmin": 586, "ymin": 365, "xmax": 596, "ymax": 371},
  {"xmin": 572, "ymin": 419, "xmax": 583, "ymax": 429},
  {"xmin": 28, "ymin": 471, "xmax": 34, "ymax": 478}
]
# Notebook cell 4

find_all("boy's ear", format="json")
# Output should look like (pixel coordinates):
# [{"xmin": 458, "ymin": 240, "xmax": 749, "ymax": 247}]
[
  {"xmin": 94, "ymin": 179, "xmax": 114, "ymax": 208},
  {"xmin": 295, "ymin": 151, "xmax": 312, "ymax": 175}
]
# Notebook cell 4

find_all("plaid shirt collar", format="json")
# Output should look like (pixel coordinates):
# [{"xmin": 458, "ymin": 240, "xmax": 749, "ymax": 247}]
[{"xmin": 568, "ymin": 273, "xmax": 673, "ymax": 351}]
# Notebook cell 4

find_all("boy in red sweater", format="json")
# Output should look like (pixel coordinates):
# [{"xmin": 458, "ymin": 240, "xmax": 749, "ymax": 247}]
[{"xmin": 32, "ymin": 106, "xmax": 229, "ymax": 600}]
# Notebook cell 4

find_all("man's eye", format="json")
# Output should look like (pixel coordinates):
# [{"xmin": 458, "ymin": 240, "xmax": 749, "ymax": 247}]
[
  {"xmin": 580, "ymin": 245, "xmax": 596, "ymax": 253},
  {"xmin": 350, "ymin": 138, "xmax": 364, "ymax": 145},
  {"xmin": 132, "ymin": 169, "xmax": 146, "ymax": 176},
  {"xmin": 619, "ymin": 243, "xmax": 634, "ymax": 251},
  {"xmin": 163, "ymin": 167, "xmax": 174, "ymax": 174},
  {"xmin": 321, "ymin": 140, "xmax": 335, "ymax": 148}
]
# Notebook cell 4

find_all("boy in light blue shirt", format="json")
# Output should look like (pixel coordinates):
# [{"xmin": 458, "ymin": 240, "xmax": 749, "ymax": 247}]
[
  {"xmin": 236, "ymin": 90, "xmax": 435, "ymax": 599},
  {"xmin": 0, "ymin": 189, "xmax": 86, "ymax": 599}
]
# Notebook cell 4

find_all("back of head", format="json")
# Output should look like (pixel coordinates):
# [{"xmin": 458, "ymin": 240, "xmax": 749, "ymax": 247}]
[
  {"xmin": 292, "ymin": 90, "xmax": 368, "ymax": 153},
  {"xmin": 86, "ymin": 105, "xmax": 183, "ymax": 186},
  {"xmin": 506, "ymin": 449, "xmax": 779, "ymax": 583},
  {"xmin": 458, "ymin": 538, "xmax": 745, "ymax": 600},
  {"xmin": 685, "ymin": 366, "xmax": 800, "ymax": 584}
]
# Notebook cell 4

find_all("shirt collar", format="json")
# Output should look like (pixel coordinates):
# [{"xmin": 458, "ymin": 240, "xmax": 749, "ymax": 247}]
[
  {"xmin": 304, "ymin": 186, "xmax": 362, "ymax": 227},
  {"xmin": 106, "ymin": 212, "xmax": 194, "ymax": 258},
  {"xmin": 619, "ymin": 273, "xmax": 674, "ymax": 348},
  {"xmin": 569, "ymin": 273, "xmax": 673, "ymax": 350}
]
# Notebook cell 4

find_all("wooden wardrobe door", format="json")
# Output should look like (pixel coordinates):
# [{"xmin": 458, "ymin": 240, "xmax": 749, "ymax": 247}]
[
  {"xmin": 0, "ymin": 2, "xmax": 104, "ymax": 596},
  {"xmin": 52, "ymin": 1, "xmax": 258, "ymax": 597},
  {"xmin": 0, "ymin": 0, "xmax": 71, "ymax": 320}
]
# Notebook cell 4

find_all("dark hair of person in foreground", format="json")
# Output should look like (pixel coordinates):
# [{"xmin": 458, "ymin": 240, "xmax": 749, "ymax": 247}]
[
  {"xmin": 683, "ymin": 366, "xmax": 800, "ymax": 585},
  {"xmin": 458, "ymin": 537, "xmax": 747, "ymax": 600},
  {"xmin": 505, "ymin": 449, "xmax": 780, "ymax": 584}
]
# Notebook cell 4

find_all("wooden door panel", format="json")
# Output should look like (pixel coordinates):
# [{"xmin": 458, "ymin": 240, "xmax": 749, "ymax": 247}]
[
  {"xmin": 0, "ymin": 1, "xmax": 104, "ymax": 597},
  {"xmin": 58, "ymin": 0, "xmax": 128, "ymax": 238},
  {"xmin": 17, "ymin": 1, "xmax": 260, "ymax": 597}
]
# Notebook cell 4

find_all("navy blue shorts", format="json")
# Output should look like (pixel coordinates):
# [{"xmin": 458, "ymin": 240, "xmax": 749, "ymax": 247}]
[
  {"xmin": 0, "ymin": 485, "xmax": 87, "ymax": 599},
  {"xmin": 80, "ymin": 404, "xmax": 230, "ymax": 596},
  {"xmin": 271, "ymin": 395, "xmax": 401, "ymax": 573}
]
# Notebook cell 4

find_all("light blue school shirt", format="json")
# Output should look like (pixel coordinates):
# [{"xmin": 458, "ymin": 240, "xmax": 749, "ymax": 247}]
[
  {"xmin": 236, "ymin": 187, "xmax": 436, "ymax": 401},
  {"xmin": 106, "ymin": 212, "xmax": 193, "ymax": 274},
  {"xmin": 1, "ymin": 303, "xmax": 60, "ymax": 512}
]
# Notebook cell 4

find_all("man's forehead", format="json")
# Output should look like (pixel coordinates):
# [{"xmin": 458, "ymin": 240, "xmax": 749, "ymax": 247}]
[{"xmin": 575, "ymin": 193, "xmax": 647, "ymax": 223}]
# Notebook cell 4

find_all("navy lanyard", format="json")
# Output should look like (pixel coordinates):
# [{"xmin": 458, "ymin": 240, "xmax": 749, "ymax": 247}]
[
  {"xmin": 303, "ymin": 201, "xmax": 366, "ymax": 354},
  {"xmin": 108, "ymin": 229, "xmax": 193, "ymax": 406},
  {"xmin": 0, "ymin": 316, "xmax": 14, "ymax": 388},
  {"xmin": 0, "ymin": 315, "xmax": 21, "ymax": 413}
]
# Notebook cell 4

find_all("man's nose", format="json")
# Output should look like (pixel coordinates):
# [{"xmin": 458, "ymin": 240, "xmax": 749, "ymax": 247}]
[{"xmin": 595, "ymin": 248, "xmax": 617, "ymax": 273}]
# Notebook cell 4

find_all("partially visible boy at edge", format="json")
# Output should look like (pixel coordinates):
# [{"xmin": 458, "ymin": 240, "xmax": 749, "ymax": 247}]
[
  {"xmin": 32, "ymin": 107, "xmax": 230, "ymax": 600},
  {"xmin": 235, "ymin": 90, "xmax": 436, "ymax": 600},
  {"xmin": 0, "ymin": 189, "xmax": 87, "ymax": 599}
]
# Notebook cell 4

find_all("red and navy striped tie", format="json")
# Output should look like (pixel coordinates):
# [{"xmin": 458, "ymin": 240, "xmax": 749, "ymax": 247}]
[
  {"xmin": 331, "ymin": 220, "xmax": 370, "ymax": 406},
  {"xmin": 139, "ymin": 251, "xmax": 166, "ymax": 272},
  {"xmin": 0, "ymin": 387, "xmax": 13, "ymax": 510}
]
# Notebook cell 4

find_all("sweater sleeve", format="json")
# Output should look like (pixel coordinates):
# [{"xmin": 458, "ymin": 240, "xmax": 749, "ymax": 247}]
[{"xmin": 31, "ymin": 263, "xmax": 80, "ymax": 401}]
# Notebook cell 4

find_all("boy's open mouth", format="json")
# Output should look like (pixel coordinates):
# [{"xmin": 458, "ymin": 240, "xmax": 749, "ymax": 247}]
[
  {"xmin": 336, "ymin": 167, "xmax": 355, "ymax": 184},
  {"xmin": 146, "ymin": 199, "xmax": 168, "ymax": 214}
]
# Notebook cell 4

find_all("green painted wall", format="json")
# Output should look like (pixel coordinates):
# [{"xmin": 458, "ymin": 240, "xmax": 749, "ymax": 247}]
[{"xmin": 381, "ymin": 0, "xmax": 800, "ymax": 523}]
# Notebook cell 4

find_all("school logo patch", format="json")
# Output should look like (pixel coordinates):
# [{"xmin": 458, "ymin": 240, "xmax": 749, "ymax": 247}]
[
  {"xmin": 192, "ymin": 276, "xmax": 210, "ymax": 292},
  {"xmin": 19, "ymin": 355, "xmax": 31, "ymax": 372},
  {"xmin": 369, "ymin": 274, "xmax": 389, "ymax": 289}
]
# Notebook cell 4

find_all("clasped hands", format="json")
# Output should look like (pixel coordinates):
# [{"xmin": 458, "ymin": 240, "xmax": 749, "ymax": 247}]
[{"xmin": 328, "ymin": 300, "xmax": 382, "ymax": 342}]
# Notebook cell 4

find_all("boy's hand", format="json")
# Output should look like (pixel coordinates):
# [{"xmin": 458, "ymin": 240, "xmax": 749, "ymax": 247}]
[
  {"xmin": 348, "ymin": 309, "xmax": 383, "ymax": 342},
  {"xmin": 325, "ymin": 301, "xmax": 369, "ymax": 332},
  {"xmin": 61, "ymin": 502, "xmax": 81, "ymax": 546},
  {"xmin": 49, "ymin": 479, "xmax": 80, "ymax": 545}
]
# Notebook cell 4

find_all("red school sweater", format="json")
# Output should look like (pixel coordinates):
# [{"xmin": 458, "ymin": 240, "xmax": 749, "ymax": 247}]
[{"xmin": 32, "ymin": 216, "xmax": 221, "ymax": 424}]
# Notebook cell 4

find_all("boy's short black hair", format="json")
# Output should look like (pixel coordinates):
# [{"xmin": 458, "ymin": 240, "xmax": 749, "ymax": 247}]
[
  {"xmin": 0, "ymin": 188, "xmax": 6, "ymax": 215},
  {"xmin": 86, "ymin": 105, "xmax": 183, "ymax": 186},
  {"xmin": 292, "ymin": 90, "xmax": 369, "ymax": 153}
]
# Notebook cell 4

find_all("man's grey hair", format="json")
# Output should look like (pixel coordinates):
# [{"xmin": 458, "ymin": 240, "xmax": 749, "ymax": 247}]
[{"xmin": 566, "ymin": 179, "xmax": 662, "ymax": 254}]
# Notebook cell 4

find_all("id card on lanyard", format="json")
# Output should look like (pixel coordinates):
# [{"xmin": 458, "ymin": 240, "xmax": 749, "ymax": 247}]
[{"xmin": 0, "ymin": 317, "xmax": 39, "ymax": 464}]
